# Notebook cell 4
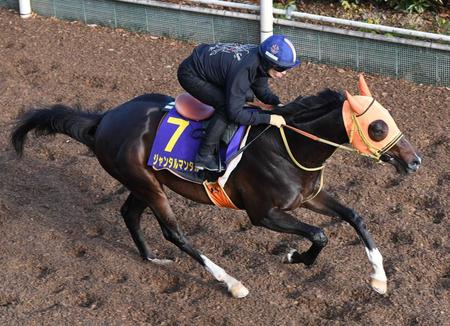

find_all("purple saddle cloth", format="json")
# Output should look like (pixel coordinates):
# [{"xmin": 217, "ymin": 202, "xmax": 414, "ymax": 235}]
[{"xmin": 148, "ymin": 108, "xmax": 246, "ymax": 183}]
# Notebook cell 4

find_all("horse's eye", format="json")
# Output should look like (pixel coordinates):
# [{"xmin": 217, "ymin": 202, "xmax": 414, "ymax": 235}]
[{"xmin": 368, "ymin": 120, "xmax": 388, "ymax": 142}]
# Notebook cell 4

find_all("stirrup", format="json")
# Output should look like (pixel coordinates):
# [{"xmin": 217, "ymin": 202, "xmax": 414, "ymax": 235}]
[{"xmin": 195, "ymin": 155, "xmax": 220, "ymax": 172}]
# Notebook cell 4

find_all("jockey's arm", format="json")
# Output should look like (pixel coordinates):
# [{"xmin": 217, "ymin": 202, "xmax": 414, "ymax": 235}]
[{"xmin": 250, "ymin": 77, "xmax": 281, "ymax": 108}]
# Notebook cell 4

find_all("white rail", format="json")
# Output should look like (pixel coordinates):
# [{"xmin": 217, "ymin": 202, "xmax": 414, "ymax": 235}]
[
  {"xmin": 119, "ymin": 0, "xmax": 450, "ymax": 51},
  {"xmin": 188, "ymin": 0, "xmax": 450, "ymax": 43}
]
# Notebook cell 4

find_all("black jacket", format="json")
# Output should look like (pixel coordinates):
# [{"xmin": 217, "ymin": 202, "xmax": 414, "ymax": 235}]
[{"xmin": 188, "ymin": 43, "xmax": 280, "ymax": 125}]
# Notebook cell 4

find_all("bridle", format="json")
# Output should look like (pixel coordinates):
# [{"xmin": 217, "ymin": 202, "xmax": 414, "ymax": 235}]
[
  {"xmin": 282, "ymin": 99, "xmax": 404, "ymax": 164},
  {"xmin": 279, "ymin": 112, "xmax": 404, "ymax": 203}
]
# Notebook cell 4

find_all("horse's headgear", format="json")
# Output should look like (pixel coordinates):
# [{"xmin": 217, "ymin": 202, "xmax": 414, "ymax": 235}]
[
  {"xmin": 342, "ymin": 75, "xmax": 403, "ymax": 160},
  {"xmin": 259, "ymin": 35, "xmax": 301, "ymax": 70}
]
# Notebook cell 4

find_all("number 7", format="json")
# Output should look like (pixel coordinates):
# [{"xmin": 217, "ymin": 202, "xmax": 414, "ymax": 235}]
[{"xmin": 164, "ymin": 117, "xmax": 190, "ymax": 152}]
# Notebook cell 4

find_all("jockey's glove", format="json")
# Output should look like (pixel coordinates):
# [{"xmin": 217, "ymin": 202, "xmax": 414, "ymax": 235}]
[{"xmin": 269, "ymin": 115, "xmax": 286, "ymax": 128}]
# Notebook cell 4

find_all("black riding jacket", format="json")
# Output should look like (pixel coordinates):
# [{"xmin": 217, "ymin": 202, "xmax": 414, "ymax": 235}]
[{"xmin": 189, "ymin": 43, "xmax": 280, "ymax": 125}]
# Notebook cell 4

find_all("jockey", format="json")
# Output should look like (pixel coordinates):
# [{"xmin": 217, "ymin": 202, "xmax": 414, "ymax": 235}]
[{"xmin": 177, "ymin": 34, "xmax": 301, "ymax": 172}]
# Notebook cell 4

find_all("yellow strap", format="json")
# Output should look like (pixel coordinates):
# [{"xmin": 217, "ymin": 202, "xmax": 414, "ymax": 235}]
[
  {"xmin": 302, "ymin": 147, "xmax": 340, "ymax": 203},
  {"xmin": 383, "ymin": 133, "xmax": 404, "ymax": 152},
  {"xmin": 351, "ymin": 114, "xmax": 403, "ymax": 161},
  {"xmin": 302, "ymin": 168, "xmax": 324, "ymax": 203},
  {"xmin": 280, "ymin": 128, "xmax": 324, "ymax": 172},
  {"xmin": 279, "ymin": 128, "xmax": 347, "ymax": 203},
  {"xmin": 285, "ymin": 125, "xmax": 356, "ymax": 153},
  {"xmin": 351, "ymin": 114, "xmax": 382, "ymax": 160}
]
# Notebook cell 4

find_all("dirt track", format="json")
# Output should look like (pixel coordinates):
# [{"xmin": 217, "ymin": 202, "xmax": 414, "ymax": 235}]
[{"xmin": 0, "ymin": 8, "xmax": 449, "ymax": 325}]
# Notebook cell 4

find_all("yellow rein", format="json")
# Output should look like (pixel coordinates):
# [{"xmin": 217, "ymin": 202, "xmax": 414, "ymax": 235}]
[
  {"xmin": 283, "ymin": 125, "xmax": 356, "ymax": 155},
  {"xmin": 279, "ymin": 127, "xmax": 326, "ymax": 203},
  {"xmin": 277, "ymin": 115, "xmax": 402, "ymax": 203},
  {"xmin": 283, "ymin": 113, "xmax": 401, "ymax": 163},
  {"xmin": 280, "ymin": 127, "xmax": 324, "ymax": 171}
]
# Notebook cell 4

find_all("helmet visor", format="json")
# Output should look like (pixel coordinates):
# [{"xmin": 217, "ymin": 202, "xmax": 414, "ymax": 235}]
[{"xmin": 272, "ymin": 65, "xmax": 289, "ymax": 72}]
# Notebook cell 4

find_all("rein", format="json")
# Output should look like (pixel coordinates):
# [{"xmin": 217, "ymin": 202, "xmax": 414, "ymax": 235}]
[
  {"xmin": 278, "ymin": 109, "xmax": 402, "ymax": 203},
  {"xmin": 283, "ymin": 116, "xmax": 401, "ymax": 162},
  {"xmin": 279, "ymin": 128, "xmax": 324, "ymax": 171},
  {"xmin": 225, "ymin": 125, "xmax": 272, "ymax": 163},
  {"xmin": 284, "ymin": 125, "xmax": 356, "ymax": 154},
  {"xmin": 227, "ymin": 115, "xmax": 382, "ymax": 170},
  {"xmin": 279, "ymin": 126, "xmax": 326, "ymax": 203}
]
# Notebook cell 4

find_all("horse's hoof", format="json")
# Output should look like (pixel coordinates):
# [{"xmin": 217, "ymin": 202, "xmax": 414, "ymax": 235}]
[
  {"xmin": 370, "ymin": 277, "xmax": 387, "ymax": 294},
  {"xmin": 148, "ymin": 258, "xmax": 173, "ymax": 265},
  {"xmin": 229, "ymin": 281, "xmax": 249, "ymax": 298}
]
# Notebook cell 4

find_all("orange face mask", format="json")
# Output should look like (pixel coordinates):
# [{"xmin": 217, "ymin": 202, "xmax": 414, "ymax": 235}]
[{"xmin": 342, "ymin": 75, "xmax": 403, "ymax": 160}]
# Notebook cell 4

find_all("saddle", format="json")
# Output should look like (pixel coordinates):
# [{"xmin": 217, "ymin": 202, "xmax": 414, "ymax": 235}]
[
  {"xmin": 174, "ymin": 93, "xmax": 214, "ymax": 121},
  {"xmin": 171, "ymin": 93, "xmax": 240, "ymax": 146},
  {"xmin": 148, "ymin": 93, "xmax": 248, "ymax": 184}
]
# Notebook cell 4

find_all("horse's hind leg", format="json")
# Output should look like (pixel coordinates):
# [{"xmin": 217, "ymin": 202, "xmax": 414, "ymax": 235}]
[
  {"xmin": 120, "ymin": 193, "xmax": 159, "ymax": 261},
  {"xmin": 129, "ymin": 176, "xmax": 249, "ymax": 298}
]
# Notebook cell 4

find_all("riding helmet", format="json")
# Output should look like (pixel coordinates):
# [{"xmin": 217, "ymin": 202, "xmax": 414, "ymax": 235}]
[{"xmin": 259, "ymin": 34, "xmax": 301, "ymax": 70}]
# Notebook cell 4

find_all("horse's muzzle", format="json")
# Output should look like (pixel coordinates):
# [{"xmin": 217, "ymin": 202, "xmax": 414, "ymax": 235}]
[
  {"xmin": 381, "ymin": 136, "xmax": 422, "ymax": 175},
  {"xmin": 380, "ymin": 152, "xmax": 421, "ymax": 174},
  {"xmin": 406, "ymin": 155, "xmax": 422, "ymax": 173}
]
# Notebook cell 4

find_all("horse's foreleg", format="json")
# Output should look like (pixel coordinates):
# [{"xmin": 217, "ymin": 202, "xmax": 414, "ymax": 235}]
[
  {"xmin": 120, "ymin": 193, "xmax": 155, "ymax": 261},
  {"xmin": 304, "ymin": 191, "xmax": 387, "ymax": 294},
  {"xmin": 131, "ymin": 181, "xmax": 248, "ymax": 298},
  {"xmin": 247, "ymin": 207, "xmax": 328, "ymax": 266}
]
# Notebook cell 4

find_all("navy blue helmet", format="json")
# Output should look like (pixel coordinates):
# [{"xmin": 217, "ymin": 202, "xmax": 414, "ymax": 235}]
[{"xmin": 259, "ymin": 34, "xmax": 301, "ymax": 71}]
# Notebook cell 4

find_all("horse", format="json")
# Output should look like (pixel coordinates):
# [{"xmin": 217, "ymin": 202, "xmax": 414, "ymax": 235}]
[{"xmin": 11, "ymin": 75, "xmax": 421, "ymax": 298}]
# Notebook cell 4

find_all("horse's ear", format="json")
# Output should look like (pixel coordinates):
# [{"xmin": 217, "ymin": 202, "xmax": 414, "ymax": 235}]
[
  {"xmin": 345, "ymin": 91, "xmax": 364, "ymax": 115},
  {"xmin": 358, "ymin": 74, "xmax": 372, "ymax": 97}
]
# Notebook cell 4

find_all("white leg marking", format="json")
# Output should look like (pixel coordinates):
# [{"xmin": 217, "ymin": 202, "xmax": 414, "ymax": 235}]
[
  {"xmin": 286, "ymin": 249, "xmax": 297, "ymax": 263},
  {"xmin": 201, "ymin": 254, "xmax": 249, "ymax": 298},
  {"xmin": 365, "ymin": 247, "xmax": 387, "ymax": 294},
  {"xmin": 148, "ymin": 258, "xmax": 173, "ymax": 265}
]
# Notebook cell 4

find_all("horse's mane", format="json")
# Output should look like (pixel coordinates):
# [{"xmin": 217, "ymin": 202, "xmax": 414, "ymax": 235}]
[{"xmin": 273, "ymin": 89, "xmax": 345, "ymax": 124}]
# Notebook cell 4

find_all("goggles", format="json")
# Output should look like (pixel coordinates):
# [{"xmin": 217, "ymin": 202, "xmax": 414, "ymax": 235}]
[{"xmin": 272, "ymin": 65, "xmax": 289, "ymax": 72}]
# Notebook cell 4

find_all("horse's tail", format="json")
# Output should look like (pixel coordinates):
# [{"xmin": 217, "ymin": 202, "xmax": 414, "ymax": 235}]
[{"xmin": 11, "ymin": 104, "xmax": 104, "ymax": 156}]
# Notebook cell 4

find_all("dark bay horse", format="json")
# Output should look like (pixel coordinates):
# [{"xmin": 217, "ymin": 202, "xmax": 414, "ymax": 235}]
[{"xmin": 11, "ymin": 76, "xmax": 421, "ymax": 298}]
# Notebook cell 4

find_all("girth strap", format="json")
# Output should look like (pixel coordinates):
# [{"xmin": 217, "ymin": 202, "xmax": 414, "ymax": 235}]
[{"xmin": 203, "ymin": 181, "xmax": 239, "ymax": 209}]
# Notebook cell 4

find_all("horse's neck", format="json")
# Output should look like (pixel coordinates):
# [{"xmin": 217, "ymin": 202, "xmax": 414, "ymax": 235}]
[
  {"xmin": 287, "ymin": 106, "xmax": 348, "ymax": 167},
  {"xmin": 311, "ymin": 105, "xmax": 348, "ymax": 144}
]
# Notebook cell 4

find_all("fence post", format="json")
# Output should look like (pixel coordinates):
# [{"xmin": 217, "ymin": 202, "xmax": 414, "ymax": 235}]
[
  {"xmin": 260, "ymin": 0, "xmax": 273, "ymax": 42},
  {"xmin": 19, "ymin": 0, "xmax": 32, "ymax": 18}
]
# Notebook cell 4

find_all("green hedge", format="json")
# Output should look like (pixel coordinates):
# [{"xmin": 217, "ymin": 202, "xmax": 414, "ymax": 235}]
[{"xmin": 340, "ymin": 0, "xmax": 448, "ymax": 13}]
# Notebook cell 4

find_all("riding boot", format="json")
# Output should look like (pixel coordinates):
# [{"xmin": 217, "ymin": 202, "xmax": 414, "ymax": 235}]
[{"xmin": 195, "ymin": 115, "xmax": 227, "ymax": 172}]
